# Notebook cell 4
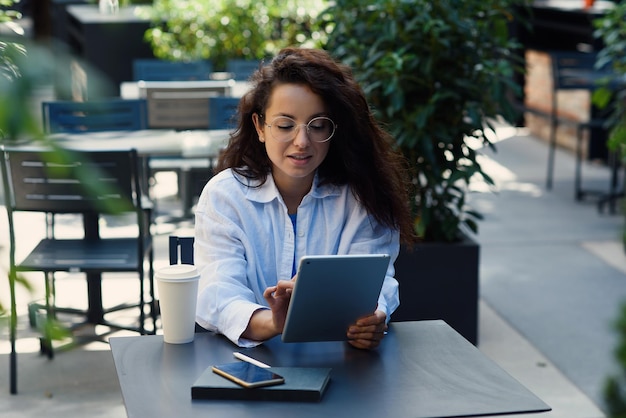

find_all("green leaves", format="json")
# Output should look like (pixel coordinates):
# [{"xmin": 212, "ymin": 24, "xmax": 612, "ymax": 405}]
[
  {"xmin": 0, "ymin": 40, "xmax": 70, "ymax": 141},
  {"xmin": 593, "ymin": 3, "xmax": 626, "ymax": 166},
  {"xmin": 323, "ymin": 0, "xmax": 527, "ymax": 241},
  {"xmin": 144, "ymin": 0, "xmax": 328, "ymax": 70},
  {"xmin": 604, "ymin": 301, "xmax": 626, "ymax": 418}
]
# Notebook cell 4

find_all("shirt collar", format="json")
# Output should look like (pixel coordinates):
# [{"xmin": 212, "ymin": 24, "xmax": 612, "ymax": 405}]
[{"xmin": 243, "ymin": 171, "xmax": 342, "ymax": 204}]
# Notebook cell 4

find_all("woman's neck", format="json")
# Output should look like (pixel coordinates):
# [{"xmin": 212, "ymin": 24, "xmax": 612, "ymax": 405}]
[{"xmin": 274, "ymin": 174, "xmax": 314, "ymax": 215}]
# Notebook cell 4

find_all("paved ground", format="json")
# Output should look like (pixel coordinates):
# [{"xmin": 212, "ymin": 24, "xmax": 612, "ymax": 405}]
[{"xmin": 0, "ymin": 124, "xmax": 621, "ymax": 417}]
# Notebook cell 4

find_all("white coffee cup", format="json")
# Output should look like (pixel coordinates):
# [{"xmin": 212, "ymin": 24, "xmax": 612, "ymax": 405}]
[{"xmin": 155, "ymin": 264, "xmax": 200, "ymax": 344}]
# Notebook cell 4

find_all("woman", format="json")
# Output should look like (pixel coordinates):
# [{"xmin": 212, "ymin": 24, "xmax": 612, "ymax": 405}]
[{"xmin": 194, "ymin": 47, "xmax": 415, "ymax": 349}]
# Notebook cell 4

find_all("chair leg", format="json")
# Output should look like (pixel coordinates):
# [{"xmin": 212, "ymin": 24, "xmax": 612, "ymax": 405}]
[
  {"xmin": 546, "ymin": 117, "xmax": 558, "ymax": 190},
  {"xmin": 9, "ymin": 269, "xmax": 18, "ymax": 395},
  {"xmin": 139, "ymin": 268, "xmax": 146, "ymax": 335},
  {"xmin": 598, "ymin": 151, "xmax": 624, "ymax": 214},
  {"xmin": 574, "ymin": 125, "xmax": 585, "ymax": 201},
  {"xmin": 149, "ymin": 249, "xmax": 157, "ymax": 334},
  {"xmin": 43, "ymin": 272, "xmax": 54, "ymax": 359},
  {"xmin": 608, "ymin": 152, "xmax": 621, "ymax": 214}
]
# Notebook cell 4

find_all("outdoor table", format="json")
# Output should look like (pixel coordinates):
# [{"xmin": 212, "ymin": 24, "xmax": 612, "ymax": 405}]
[
  {"xmin": 109, "ymin": 320, "xmax": 551, "ymax": 418},
  {"xmin": 48, "ymin": 128, "xmax": 229, "ymax": 157},
  {"xmin": 120, "ymin": 79, "xmax": 251, "ymax": 100}
]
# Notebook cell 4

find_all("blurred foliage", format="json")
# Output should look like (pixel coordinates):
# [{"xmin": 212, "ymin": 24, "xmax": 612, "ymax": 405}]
[
  {"xmin": 321, "ymin": 0, "xmax": 529, "ymax": 242},
  {"xmin": 593, "ymin": 4, "xmax": 626, "ymax": 244},
  {"xmin": 0, "ymin": 41, "xmax": 52, "ymax": 141},
  {"xmin": 0, "ymin": 1, "xmax": 87, "ymax": 343},
  {"xmin": 0, "ymin": 0, "xmax": 23, "ymax": 82},
  {"xmin": 593, "ymin": 3, "xmax": 626, "ymax": 162},
  {"xmin": 593, "ymin": 5, "xmax": 626, "ymax": 414},
  {"xmin": 605, "ymin": 301, "xmax": 626, "ymax": 418},
  {"xmin": 141, "ymin": 0, "xmax": 328, "ymax": 70}
]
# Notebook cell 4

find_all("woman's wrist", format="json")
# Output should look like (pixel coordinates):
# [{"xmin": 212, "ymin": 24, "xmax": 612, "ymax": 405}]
[{"xmin": 241, "ymin": 308, "xmax": 280, "ymax": 342}]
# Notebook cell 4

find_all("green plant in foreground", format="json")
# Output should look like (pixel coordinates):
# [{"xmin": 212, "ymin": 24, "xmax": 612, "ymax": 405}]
[
  {"xmin": 0, "ymin": 4, "xmax": 83, "ymax": 343},
  {"xmin": 592, "ymin": 3, "xmax": 626, "ymax": 248},
  {"xmin": 593, "ymin": 2, "xmax": 626, "ymax": 163},
  {"xmin": 605, "ymin": 301, "xmax": 626, "ymax": 417}
]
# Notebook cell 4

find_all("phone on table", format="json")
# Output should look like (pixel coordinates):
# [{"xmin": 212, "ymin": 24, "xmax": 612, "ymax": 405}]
[{"xmin": 212, "ymin": 362, "xmax": 285, "ymax": 389}]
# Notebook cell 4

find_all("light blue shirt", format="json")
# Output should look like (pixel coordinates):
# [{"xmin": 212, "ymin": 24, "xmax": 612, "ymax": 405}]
[{"xmin": 194, "ymin": 168, "xmax": 400, "ymax": 347}]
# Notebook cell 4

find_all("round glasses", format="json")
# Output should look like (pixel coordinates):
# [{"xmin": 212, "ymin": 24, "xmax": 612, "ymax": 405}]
[{"xmin": 264, "ymin": 116, "xmax": 336, "ymax": 143}]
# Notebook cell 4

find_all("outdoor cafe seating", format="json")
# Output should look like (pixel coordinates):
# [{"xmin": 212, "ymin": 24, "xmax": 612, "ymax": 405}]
[{"xmin": 1, "ymin": 146, "xmax": 156, "ymax": 394}]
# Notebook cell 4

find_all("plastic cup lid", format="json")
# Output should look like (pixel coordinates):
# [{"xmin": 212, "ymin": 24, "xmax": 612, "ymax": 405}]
[{"xmin": 156, "ymin": 264, "xmax": 200, "ymax": 282}]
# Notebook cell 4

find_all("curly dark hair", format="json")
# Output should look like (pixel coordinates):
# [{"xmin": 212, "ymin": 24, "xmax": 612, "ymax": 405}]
[{"xmin": 217, "ymin": 47, "xmax": 416, "ymax": 244}]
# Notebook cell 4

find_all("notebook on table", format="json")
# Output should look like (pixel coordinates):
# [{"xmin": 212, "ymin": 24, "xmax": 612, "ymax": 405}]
[{"xmin": 191, "ymin": 366, "xmax": 332, "ymax": 402}]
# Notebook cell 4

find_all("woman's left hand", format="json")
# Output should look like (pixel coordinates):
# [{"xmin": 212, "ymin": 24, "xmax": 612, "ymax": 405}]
[{"xmin": 346, "ymin": 309, "xmax": 388, "ymax": 350}]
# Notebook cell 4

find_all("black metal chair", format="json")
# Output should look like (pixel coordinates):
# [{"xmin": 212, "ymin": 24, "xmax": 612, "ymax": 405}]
[
  {"xmin": 1, "ymin": 147, "xmax": 157, "ymax": 394},
  {"xmin": 148, "ymin": 94, "xmax": 238, "ymax": 220},
  {"xmin": 169, "ymin": 236, "xmax": 195, "ymax": 265},
  {"xmin": 545, "ymin": 50, "xmax": 623, "ymax": 206}
]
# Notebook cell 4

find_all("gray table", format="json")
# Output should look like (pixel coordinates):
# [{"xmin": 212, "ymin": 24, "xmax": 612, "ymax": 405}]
[
  {"xmin": 110, "ymin": 320, "xmax": 551, "ymax": 418},
  {"xmin": 48, "ymin": 129, "xmax": 229, "ymax": 158}
]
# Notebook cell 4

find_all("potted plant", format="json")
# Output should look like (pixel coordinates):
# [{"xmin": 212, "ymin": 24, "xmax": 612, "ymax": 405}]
[{"xmin": 320, "ymin": 0, "xmax": 530, "ymax": 344}]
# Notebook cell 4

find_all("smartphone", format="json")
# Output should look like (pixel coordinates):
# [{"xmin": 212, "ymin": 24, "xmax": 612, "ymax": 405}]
[{"xmin": 211, "ymin": 362, "xmax": 285, "ymax": 389}]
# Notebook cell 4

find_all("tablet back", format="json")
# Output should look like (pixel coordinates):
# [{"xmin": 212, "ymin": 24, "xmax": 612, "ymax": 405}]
[{"xmin": 281, "ymin": 254, "xmax": 390, "ymax": 343}]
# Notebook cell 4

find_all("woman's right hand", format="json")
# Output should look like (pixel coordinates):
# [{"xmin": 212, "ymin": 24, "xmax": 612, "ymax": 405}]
[
  {"xmin": 263, "ymin": 279, "xmax": 296, "ymax": 331},
  {"xmin": 241, "ymin": 278, "xmax": 296, "ymax": 342}
]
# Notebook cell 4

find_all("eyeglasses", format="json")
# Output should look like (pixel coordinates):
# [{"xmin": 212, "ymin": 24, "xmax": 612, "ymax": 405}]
[{"xmin": 264, "ymin": 116, "xmax": 336, "ymax": 143}]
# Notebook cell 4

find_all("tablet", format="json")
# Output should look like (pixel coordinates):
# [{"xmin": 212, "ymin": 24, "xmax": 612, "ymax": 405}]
[{"xmin": 281, "ymin": 254, "xmax": 390, "ymax": 343}]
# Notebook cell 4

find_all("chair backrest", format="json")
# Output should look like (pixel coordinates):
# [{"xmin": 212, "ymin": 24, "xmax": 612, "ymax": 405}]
[
  {"xmin": 550, "ymin": 50, "xmax": 612, "ymax": 92},
  {"xmin": 225, "ymin": 59, "xmax": 261, "ymax": 81},
  {"xmin": 209, "ymin": 96, "xmax": 240, "ymax": 129},
  {"xmin": 132, "ymin": 59, "xmax": 213, "ymax": 81},
  {"xmin": 1, "ymin": 147, "xmax": 143, "ymax": 216},
  {"xmin": 169, "ymin": 236, "xmax": 195, "ymax": 265},
  {"xmin": 42, "ymin": 99, "xmax": 148, "ymax": 134},
  {"xmin": 141, "ymin": 81, "xmax": 233, "ymax": 130}
]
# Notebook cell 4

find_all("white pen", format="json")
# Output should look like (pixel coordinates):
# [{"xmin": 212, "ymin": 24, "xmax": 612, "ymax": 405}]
[{"xmin": 233, "ymin": 351, "xmax": 271, "ymax": 368}]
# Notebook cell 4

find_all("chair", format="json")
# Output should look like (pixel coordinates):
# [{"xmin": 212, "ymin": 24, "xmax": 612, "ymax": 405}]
[
  {"xmin": 132, "ymin": 59, "xmax": 213, "ymax": 82},
  {"xmin": 1, "ymin": 147, "xmax": 156, "ymax": 394},
  {"xmin": 143, "ymin": 81, "xmax": 233, "ymax": 130},
  {"xmin": 225, "ymin": 59, "xmax": 261, "ymax": 81},
  {"xmin": 171, "ymin": 96, "xmax": 239, "ymax": 216},
  {"xmin": 544, "ymin": 50, "xmax": 622, "ymax": 203},
  {"xmin": 41, "ymin": 98, "xmax": 152, "ymax": 224},
  {"xmin": 169, "ymin": 236, "xmax": 195, "ymax": 265},
  {"xmin": 209, "ymin": 96, "xmax": 240, "ymax": 130},
  {"xmin": 145, "ymin": 87, "xmax": 236, "ymax": 219},
  {"xmin": 41, "ymin": 99, "xmax": 148, "ymax": 133}
]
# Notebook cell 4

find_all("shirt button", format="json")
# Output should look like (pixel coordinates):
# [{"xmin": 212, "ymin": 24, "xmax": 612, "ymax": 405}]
[{"xmin": 298, "ymin": 230, "xmax": 305, "ymax": 237}]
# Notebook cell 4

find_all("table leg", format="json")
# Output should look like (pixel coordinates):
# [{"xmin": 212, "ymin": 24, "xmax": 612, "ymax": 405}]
[
  {"xmin": 86, "ymin": 273, "xmax": 104, "ymax": 323},
  {"xmin": 84, "ymin": 213, "xmax": 105, "ymax": 324}
]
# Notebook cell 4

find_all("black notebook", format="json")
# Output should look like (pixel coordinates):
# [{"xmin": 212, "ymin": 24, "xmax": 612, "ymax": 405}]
[{"xmin": 191, "ymin": 366, "xmax": 332, "ymax": 402}]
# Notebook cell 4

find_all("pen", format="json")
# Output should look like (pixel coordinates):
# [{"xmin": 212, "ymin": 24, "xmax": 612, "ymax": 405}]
[{"xmin": 233, "ymin": 351, "xmax": 271, "ymax": 368}]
